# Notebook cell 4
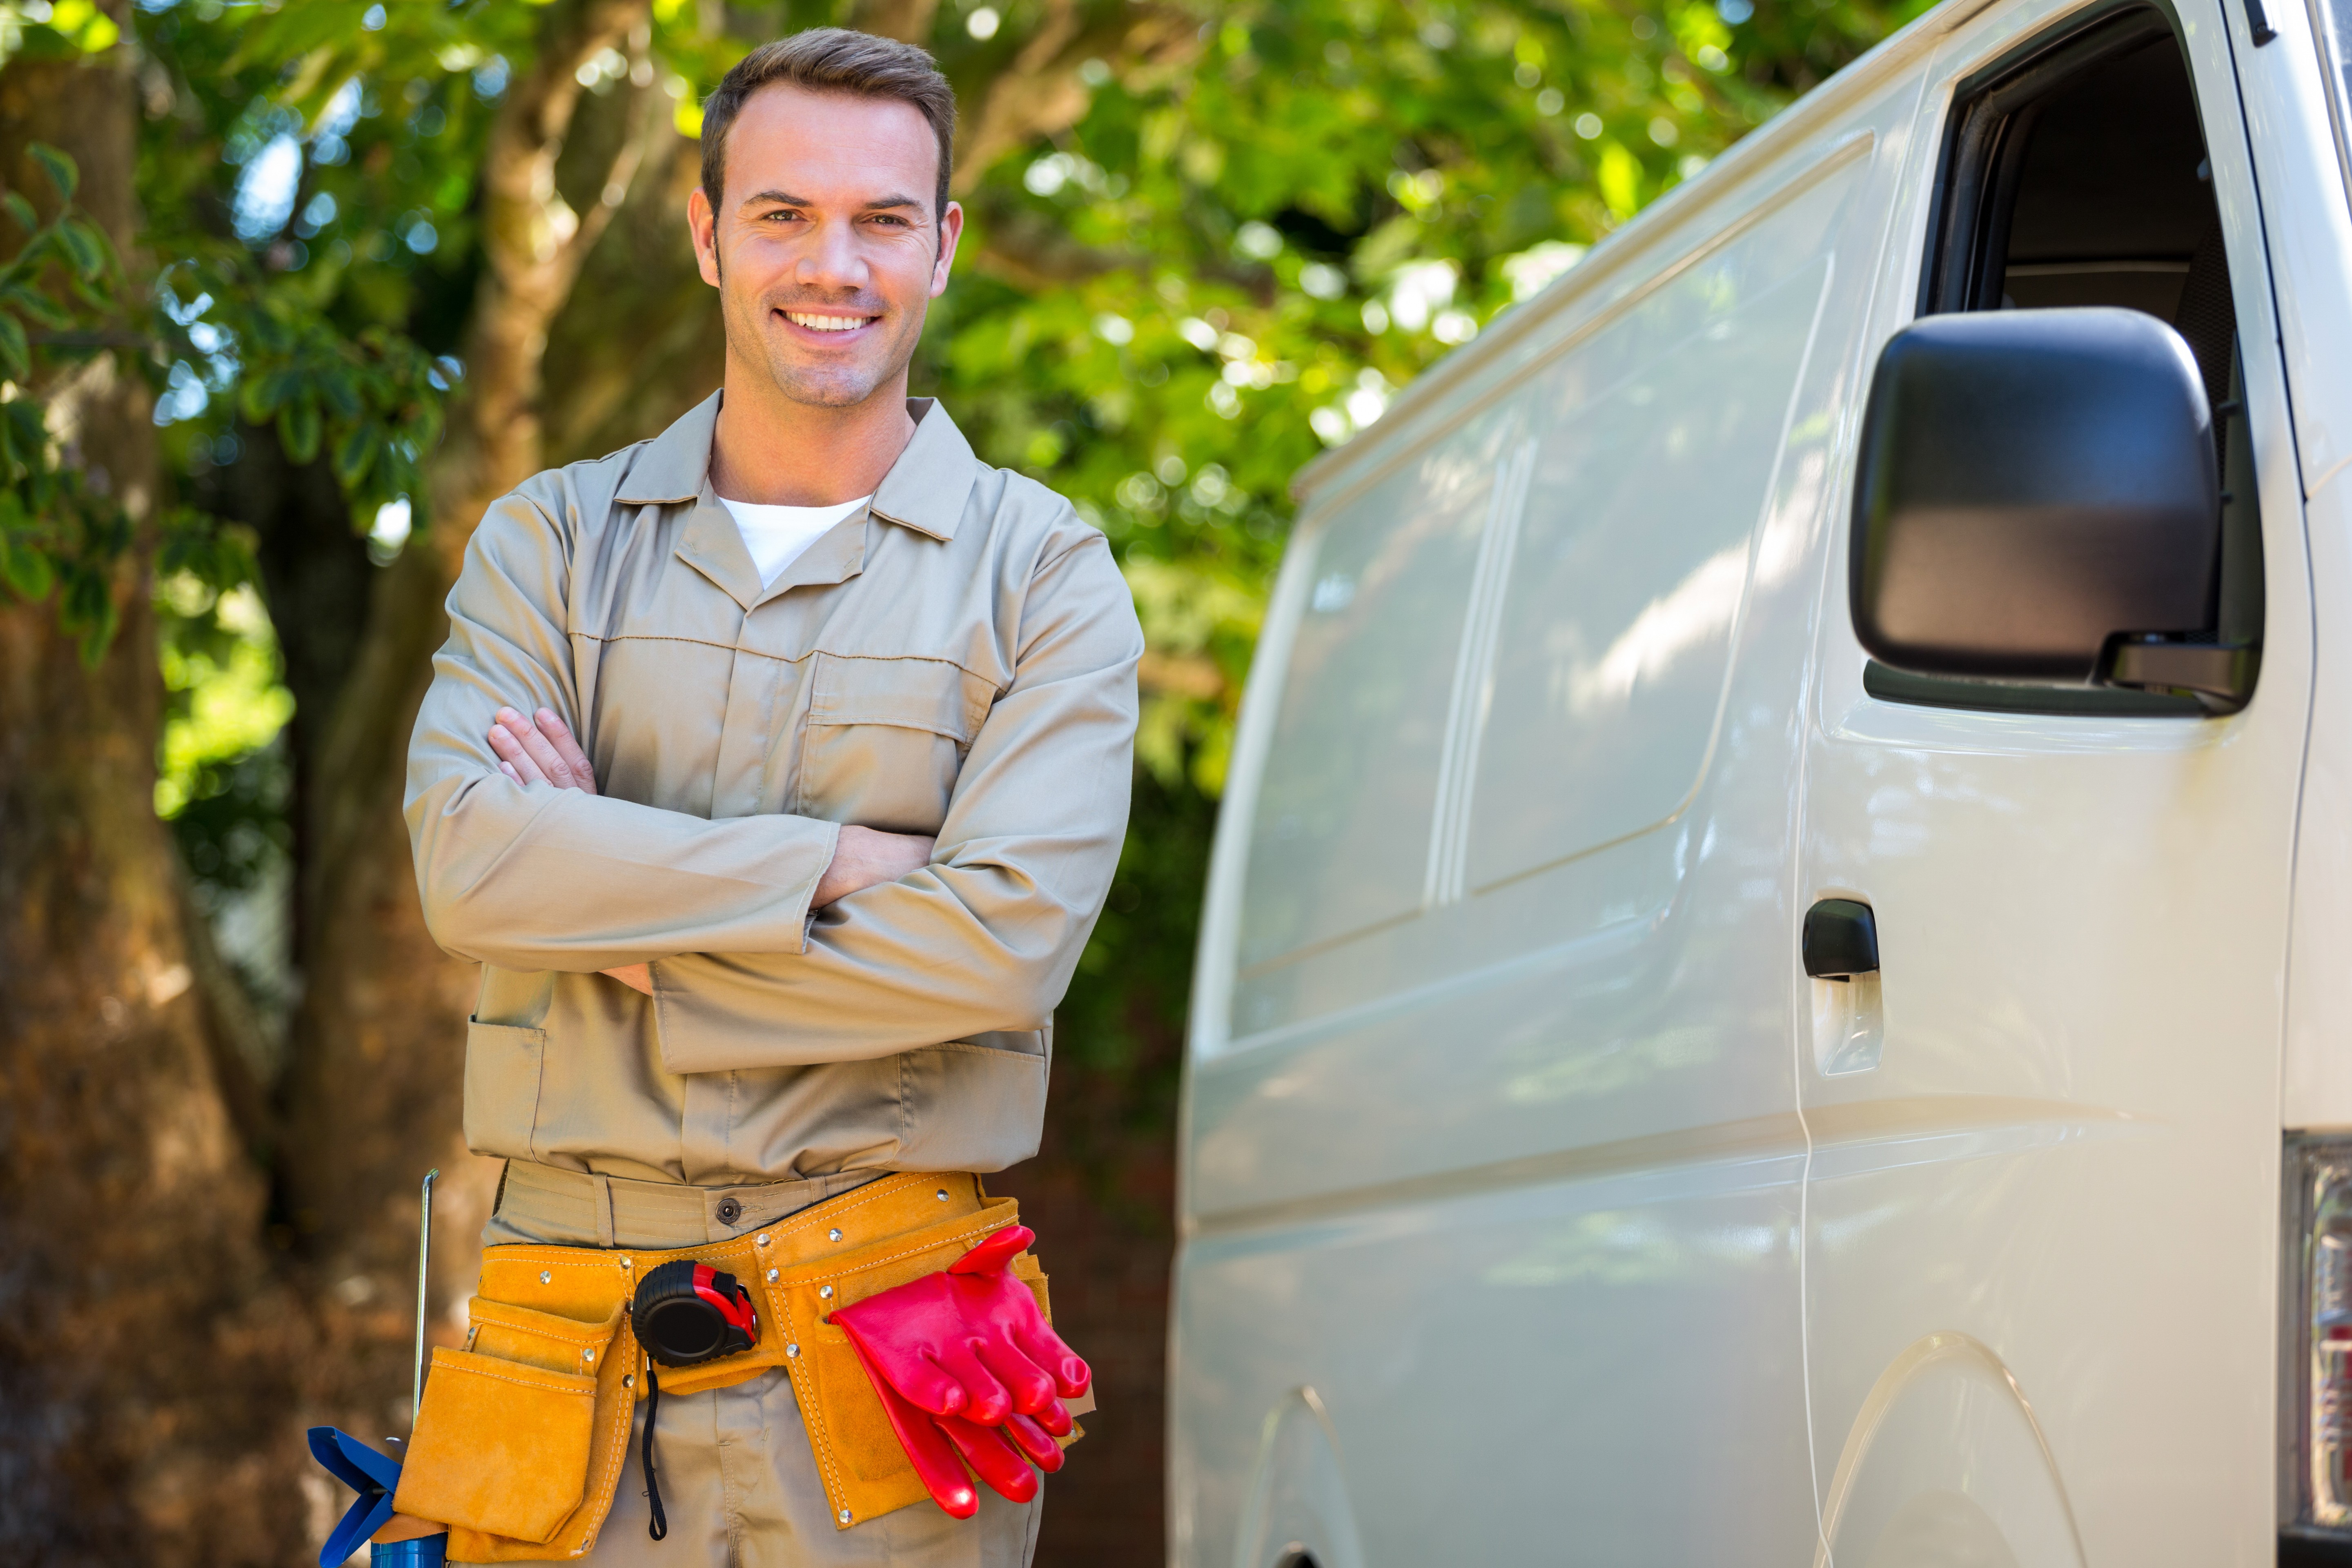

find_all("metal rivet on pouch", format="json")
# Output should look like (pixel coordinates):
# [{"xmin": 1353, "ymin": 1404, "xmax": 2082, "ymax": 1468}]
[
  {"xmin": 582, "ymin": 1349, "xmax": 595, "ymax": 1363},
  {"xmin": 839, "ymin": 1510, "xmax": 853, "ymax": 1525},
  {"xmin": 786, "ymin": 1343, "xmax": 800, "ymax": 1358},
  {"xmin": 828, "ymin": 1228, "xmax": 843, "ymax": 1243},
  {"xmin": 766, "ymin": 1268, "xmax": 779, "ymax": 1283},
  {"xmin": 936, "ymin": 1189, "xmax": 949, "ymax": 1201},
  {"xmin": 619, "ymin": 1257, "xmax": 631, "ymax": 1269},
  {"xmin": 818, "ymin": 1285, "xmax": 833, "ymax": 1299},
  {"xmin": 624, "ymin": 1375, "xmax": 634, "ymax": 1388},
  {"xmin": 757, "ymin": 1234, "xmax": 770, "ymax": 1248},
  {"xmin": 540, "ymin": 1271, "xmax": 552, "ymax": 1285}
]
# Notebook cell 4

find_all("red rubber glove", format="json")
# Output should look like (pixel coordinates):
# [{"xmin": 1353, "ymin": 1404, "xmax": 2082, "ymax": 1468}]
[
  {"xmin": 833, "ymin": 1225, "xmax": 1089, "ymax": 1515},
  {"xmin": 846, "ymin": 1334, "xmax": 1064, "ymax": 1518}
]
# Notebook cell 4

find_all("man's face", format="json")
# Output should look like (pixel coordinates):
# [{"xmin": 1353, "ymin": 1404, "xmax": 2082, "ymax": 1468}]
[{"xmin": 688, "ymin": 84, "xmax": 962, "ymax": 410}]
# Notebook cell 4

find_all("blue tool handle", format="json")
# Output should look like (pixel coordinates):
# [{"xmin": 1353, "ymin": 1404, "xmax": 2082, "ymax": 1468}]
[{"xmin": 371, "ymin": 1535, "xmax": 447, "ymax": 1566}]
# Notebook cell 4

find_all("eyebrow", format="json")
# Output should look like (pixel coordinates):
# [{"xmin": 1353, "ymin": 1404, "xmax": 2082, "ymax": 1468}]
[{"xmin": 739, "ymin": 189, "xmax": 929, "ymax": 215}]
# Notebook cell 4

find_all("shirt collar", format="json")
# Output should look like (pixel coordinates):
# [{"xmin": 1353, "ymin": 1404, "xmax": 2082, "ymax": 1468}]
[{"xmin": 615, "ymin": 390, "xmax": 979, "ymax": 543}]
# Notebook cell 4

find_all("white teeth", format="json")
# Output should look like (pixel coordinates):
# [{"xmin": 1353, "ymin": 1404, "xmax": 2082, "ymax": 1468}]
[{"xmin": 784, "ymin": 312, "xmax": 870, "ymax": 332}]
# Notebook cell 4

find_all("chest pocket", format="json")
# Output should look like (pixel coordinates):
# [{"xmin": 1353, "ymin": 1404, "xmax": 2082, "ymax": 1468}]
[{"xmin": 795, "ymin": 652, "xmax": 995, "ymax": 835}]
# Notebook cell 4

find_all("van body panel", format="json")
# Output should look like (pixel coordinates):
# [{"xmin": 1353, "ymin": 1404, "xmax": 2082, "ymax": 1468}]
[
  {"xmin": 2251, "ymin": 0, "xmax": 2352, "ymax": 1127},
  {"xmin": 1175, "ymin": 0, "xmax": 2336, "ymax": 1559},
  {"xmin": 1791, "ymin": 0, "xmax": 2315, "ymax": 1561},
  {"xmin": 1174, "ymin": 56, "xmax": 1929, "ymax": 1565}
]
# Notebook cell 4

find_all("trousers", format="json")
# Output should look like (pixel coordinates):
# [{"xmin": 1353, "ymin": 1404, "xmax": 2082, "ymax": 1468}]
[{"xmin": 460, "ymin": 1160, "xmax": 1045, "ymax": 1568}]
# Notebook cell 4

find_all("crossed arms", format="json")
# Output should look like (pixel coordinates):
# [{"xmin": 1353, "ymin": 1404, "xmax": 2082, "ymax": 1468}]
[
  {"xmin": 402, "ymin": 487, "xmax": 1143, "ymax": 1074},
  {"xmin": 481, "ymin": 703, "xmax": 934, "ymax": 996}
]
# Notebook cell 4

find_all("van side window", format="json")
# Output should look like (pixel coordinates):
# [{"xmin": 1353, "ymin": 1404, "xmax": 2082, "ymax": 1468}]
[
  {"xmin": 1872, "ymin": 9, "xmax": 2261, "ymax": 713},
  {"xmin": 1237, "ymin": 433, "xmax": 1513, "ymax": 970},
  {"xmin": 1457, "ymin": 159, "xmax": 1862, "ymax": 897}
]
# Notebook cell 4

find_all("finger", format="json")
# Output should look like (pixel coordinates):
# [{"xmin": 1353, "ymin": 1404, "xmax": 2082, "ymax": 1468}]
[
  {"xmin": 534, "ymin": 709, "xmax": 598, "ymax": 796},
  {"xmin": 999, "ymin": 1411, "xmax": 1064, "ymax": 1473},
  {"xmin": 935, "ymin": 1416, "xmax": 1038, "ymax": 1504},
  {"xmin": 504, "ymin": 710, "xmax": 578, "ymax": 790},
  {"xmin": 1011, "ymin": 1321, "xmax": 1091, "ymax": 1399},
  {"xmin": 847, "ymin": 1336, "xmax": 978, "ymax": 1518},
  {"xmin": 972, "ymin": 1336, "xmax": 1059, "ymax": 1416},
  {"xmin": 501, "ymin": 761, "xmax": 522, "ymax": 782},
  {"xmin": 833, "ymin": 1314, "xmax": 968, "ymax": 1417},
  {"xmin": 1028, "ymin": 1396, "xmax": 1073, "ymax": 1439},
  {"xmin": 932, "ymin": 1340, "xmax": 1014, "ymax": 1425},
  {"xmin": 949, "ymin": 1225, "xmax": 1033, "ymax": 1275},
  {"xmin": 486, "ymin": 723, "xmax": 551, "ymax": 786}
]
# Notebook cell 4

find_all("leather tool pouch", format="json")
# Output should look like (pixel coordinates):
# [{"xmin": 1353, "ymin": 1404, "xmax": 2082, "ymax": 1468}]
[{"xmin": 391, "ymin": 1172, "xmax": 1079, "ymax": 1559}]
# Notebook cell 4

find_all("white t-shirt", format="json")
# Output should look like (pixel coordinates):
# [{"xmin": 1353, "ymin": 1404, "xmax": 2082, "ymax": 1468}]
[{"xmin": 717, "ymin": 494, "xmax": 873, "ymax": 587}]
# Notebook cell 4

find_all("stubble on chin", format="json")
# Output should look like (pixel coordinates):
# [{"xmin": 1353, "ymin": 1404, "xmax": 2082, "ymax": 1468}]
[{"xmin": 722, "ymin": 280, "xmax": 920, "ymax": 412}]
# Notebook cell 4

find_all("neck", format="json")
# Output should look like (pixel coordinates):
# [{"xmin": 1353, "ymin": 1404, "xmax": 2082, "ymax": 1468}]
[{"xmin": 708, "ymin": 356, "xmax": 917, "ymax": 506}]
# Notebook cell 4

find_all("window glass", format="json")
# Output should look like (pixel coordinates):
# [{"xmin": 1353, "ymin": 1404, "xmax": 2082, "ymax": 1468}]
[
  {"xmin": 1237, "ymin": 421, "xmax": 1509, "ymax": 968},
  {"xmin": 1464, "ymin": 178, "xmax": 1853, "ymax": 891}
]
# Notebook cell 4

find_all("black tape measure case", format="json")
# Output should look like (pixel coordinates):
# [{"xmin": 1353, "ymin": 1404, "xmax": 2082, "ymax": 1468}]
[{"xmin": 631, "ymin": 1260, "xmax": 760, "ymax": 1368}]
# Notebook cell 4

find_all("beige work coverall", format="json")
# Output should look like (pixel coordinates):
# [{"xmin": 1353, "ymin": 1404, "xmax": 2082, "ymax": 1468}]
[{"xmin": 403, "ymin": 392, "xmax": 1143, "ymax": 1566}]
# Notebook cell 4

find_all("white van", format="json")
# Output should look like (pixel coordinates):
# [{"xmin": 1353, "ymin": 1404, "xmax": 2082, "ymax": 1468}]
[{"xmin": 1167, "ymin": 0, "xmax": 2352, "ymax": 1561}]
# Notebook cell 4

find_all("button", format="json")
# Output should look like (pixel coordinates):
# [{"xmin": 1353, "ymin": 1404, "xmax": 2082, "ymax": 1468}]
[{"xmin": 716, "ymin": 1197, "xmax": 743, "ymax": 1226}]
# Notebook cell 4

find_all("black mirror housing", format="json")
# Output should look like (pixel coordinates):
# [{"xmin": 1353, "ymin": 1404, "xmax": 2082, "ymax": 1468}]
[{"xmin": 1851, "ymin": 307, "xmax": 2220, "ymax": 683}]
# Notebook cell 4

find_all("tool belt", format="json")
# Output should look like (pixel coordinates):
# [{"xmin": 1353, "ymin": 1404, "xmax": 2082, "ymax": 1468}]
[{"xmin": 392, "ymin": 1170, "xmax": 1078, "ymax": 1559}]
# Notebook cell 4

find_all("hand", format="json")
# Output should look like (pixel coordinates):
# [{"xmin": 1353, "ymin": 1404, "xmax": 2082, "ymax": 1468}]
[
  {"xmin": 486, "ymin": 706, "xmax": 597, "ymax": 794},
  {"xmin": 812, "ymin": 824, "xmax": 935, "ymax": 909}
]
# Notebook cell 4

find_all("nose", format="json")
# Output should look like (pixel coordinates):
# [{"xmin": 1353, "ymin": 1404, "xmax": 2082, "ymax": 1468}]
[{"xmin": 793, "ymin": 213, "xmax": 869, "ymax": 294}]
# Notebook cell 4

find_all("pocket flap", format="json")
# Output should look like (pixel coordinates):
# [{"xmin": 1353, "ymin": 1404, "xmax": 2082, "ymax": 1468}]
[
  {"xmin": 806, "ymin": 652, "xmax": 987, "ymax": 743},
  {"xmin": 396, "ymin": 1348, "xmax": 597, "ymax": 1544},
  {"xmin": 467, "ymin": 1297, "xmax": 624, "ymax": 1375}
]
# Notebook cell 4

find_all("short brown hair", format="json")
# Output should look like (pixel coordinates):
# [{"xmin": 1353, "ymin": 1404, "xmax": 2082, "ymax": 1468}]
[{"xmin": 699, "ymin": 29, "xmax": 958, "ymax": 224}]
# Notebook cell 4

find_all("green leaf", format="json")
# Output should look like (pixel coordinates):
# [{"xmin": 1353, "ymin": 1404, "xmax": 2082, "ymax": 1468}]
[
  {"xmin": 279, "ymin": 395, "xmax": 322, "ymax": 464},
  {"xmin": 316, "ymin": 365, "xmax": 361, "ymax": 420},
  {"xmin": 331, "ymin": 419, "xmax": 380, "ymax": 486},
  {"xmin": 57, "ymin": 218, "xmax": 106, "ymax": 280},
  {"xmin": 2, "ymin": 192, "xmax": 38, "ymax": 236},
  {"xmin": 2, "ymin": 285, "xmax": 69, "ymax": 330},
  {"xmin": 0, "ymin": 314, "xmax": 26, "ymax": 381},
  {"xmin": 28, "ymin": 143, "xmax": 77, "ymax": 203},
  {"xmin": 0, "ymin": 537, "xmax": 54, "ymax": 600}
]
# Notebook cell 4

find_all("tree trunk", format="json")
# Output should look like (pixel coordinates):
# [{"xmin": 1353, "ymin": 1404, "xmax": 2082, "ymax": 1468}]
[
  {"xmin": 274, "ymin": 0, "xmax": 657, "ymax": 1356},
  {"xmin": 0, "ymin": 16, "xmax": 304, "ymax": 1563}
]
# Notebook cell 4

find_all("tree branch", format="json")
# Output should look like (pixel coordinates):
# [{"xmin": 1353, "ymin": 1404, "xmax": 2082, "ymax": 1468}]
[
  {"xmin": 846, "ymin": 0, "xmax": 940, "ymax": 44},
  {"xmin": 954, "ymin": 0, "xmax": 1202, "ymax": 191},
  {"xmin": 561, "ymin": 34, "xmax": 662, "ymax": 276},
  {"xmin": 173, "ymin": 851, "xmax": 281, "ymax": 1163}
]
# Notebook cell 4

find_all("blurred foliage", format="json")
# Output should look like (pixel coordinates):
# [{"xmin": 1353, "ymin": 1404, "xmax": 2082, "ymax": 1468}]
[
  {"xmin": 0, "ymin": 136, "xmax": 149, "ymax": 663},
  {"xmin": 95, "ymin": 0, "xmax": 1914, "ymax": 1193}
]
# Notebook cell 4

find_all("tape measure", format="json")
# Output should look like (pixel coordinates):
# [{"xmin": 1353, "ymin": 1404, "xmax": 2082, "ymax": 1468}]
[{"xmin": 630, "ymin": 1260, "xmax": 760, "ymax": 1368}]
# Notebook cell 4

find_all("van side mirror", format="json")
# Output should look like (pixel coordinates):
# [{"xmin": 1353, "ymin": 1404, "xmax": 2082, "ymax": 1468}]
[{"xmin": 1850, "ymin": 308, "xmax": 2247, "ymax": 710}]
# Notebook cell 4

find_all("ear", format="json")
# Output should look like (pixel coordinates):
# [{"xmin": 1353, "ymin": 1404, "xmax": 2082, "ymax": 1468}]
[
  {"xmin": 930, "ymin": 200, "xmax": 963, "ymax": 297},
  {"xmin": 688, "ymin": 186, "xmax": 721, "ymax": 287}
]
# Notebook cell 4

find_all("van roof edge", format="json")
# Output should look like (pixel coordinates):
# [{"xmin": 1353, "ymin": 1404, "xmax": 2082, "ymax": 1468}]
[{"xmin": 1289, "ymin": 0, "xmax": 1969, "ymax": 507}]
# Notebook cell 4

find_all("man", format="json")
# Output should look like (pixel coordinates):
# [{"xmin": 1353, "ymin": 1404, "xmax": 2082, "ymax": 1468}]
[{"xmin": 403, "ymin": 28, "xmax": 1140, "ymax": 1566}]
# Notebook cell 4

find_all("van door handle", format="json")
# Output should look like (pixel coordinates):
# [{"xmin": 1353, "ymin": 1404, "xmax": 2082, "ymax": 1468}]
[{"xmin": 1803, "ymin": 899, "xmax": 1879, "ymax": 981}]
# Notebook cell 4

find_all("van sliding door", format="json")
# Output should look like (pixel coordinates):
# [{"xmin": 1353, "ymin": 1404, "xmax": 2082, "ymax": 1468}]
[{"xmin": 1173, "ymin": 81, "xmax": 1919, "ymax": 1568}]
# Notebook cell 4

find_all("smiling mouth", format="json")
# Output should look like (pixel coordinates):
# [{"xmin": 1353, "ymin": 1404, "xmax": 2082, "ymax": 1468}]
[{"xmin": 780, "ymin": 310, "xmax": 879, "ymax": 333}]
